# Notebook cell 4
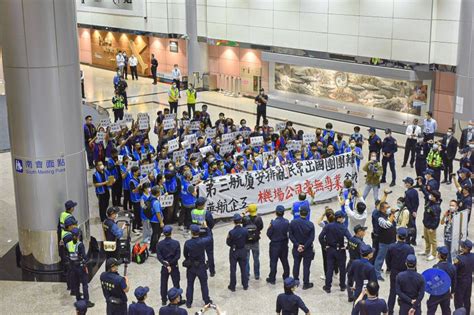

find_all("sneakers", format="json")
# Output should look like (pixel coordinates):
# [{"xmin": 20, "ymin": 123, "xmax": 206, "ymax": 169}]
[
  {"xmin": 426, "ymin": 255, "xmax": 436, "ymax": 261},
  {"xmin": 389, "ymin": 182, "xmax": 396, "ymax": 187}
]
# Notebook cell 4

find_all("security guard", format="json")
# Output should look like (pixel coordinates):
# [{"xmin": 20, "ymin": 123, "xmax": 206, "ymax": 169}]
[
  {"xmin": 454, "ymin": 239, "xmax": 474, "ymax": 314},
  {"xmin": 128, "ymin": 286, "xmax": 154, "ymax": 315},
  {"xmin": 381, "ymin": 128, "xmax": 397, "ymax": 186},
  {"xmin": 395, "ymin": 255, "xmax": 425, "ymax": 315},
  {"xmin": 156, "ymin": 225, "xmax": 181, "ymax": 306},
  {"xmin": 346, "ymin": 224, "xmax": 367, "ymax": 302},
  {"xmin": 266, "ymin": 205, "xmax": 290, "ymax": 285},
  {"xmin": 59, "ymin": 200, "xmax": 77, "ymax": 233},
  {"xmin": 386, "ymin": 227, "xmax": 415, "ymax": 315},
  {"xmin": 414, "ymin": 135, "xmax": 429, "ymax": 177},
  {"xmin": 276, "ymin": 277, "xmax": 310, "ymax": 315},
  {"xmin": 319, "ymin": 210, "xmax": 351, "ymax": 293},
  {"xmin": 427, "ymin": 246, "xmax": 456, "ymax": 315},
  {"xmin": 183, "ymin": 224, "xmax": 213, "ymax": 308},
  {"xmin": 191, "ymin": 197, "xmax": 216, "ymax": 277},
  {"xmin": 368, "ymin": 127, "xmax": 382, "ymax": 161},
  {"xmin": 67, "ymin": 227, "xmax": 94, "ymax": 308},
  {"xmin": 418, "ymin": 169, "xmax": 439, "ymax": 204},
  {"xmin": 403, "ymin": 177, "xmax": 419, "ymax": 245},
  {"xmin": 168, "ymin": 82, "xmax": 179, "ymax": 114},
  {"xmin": 159, "ymin": 287, "xmax": 187, "ymax": 315},
  {"xmin": 347, "ymin": 244, "xmax": 377, "ymax": 300},
  {"xmin": 427, "ymin": 142, "xmax": 443, "ymax": 183},
  {"xmin": 100, "ymin": 258, "xmax": 130, "ymax": 315},
  {"xmin": 289, "ymin": 206, "xmax": 315, "ymax": 290},
  {"xmin": 112, "ymin": 89, "xmax": 125, "ymax": 122},
  {"xmin": 186, "ymin": 83, "xmax": 197, "ymax": 118},
  {"xmin": 61, "ymin": 216, "xmax": 77, "ymax": 293},
  {"xmin": 102, "ymin": 207, "xmax": 124, "ymax": 259},
  {"xmin": 226, "ymin": 213, "xmax": 249, "ymax": 291}
]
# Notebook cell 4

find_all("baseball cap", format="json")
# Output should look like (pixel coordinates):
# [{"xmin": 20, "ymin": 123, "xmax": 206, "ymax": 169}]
[
  {"xmin": 64, "ymin": 216, "xmax": 78, "ymax": 228},
  {"xmin": 134, "ymin": 286, "xmax": 150, "ymax": 299},
  {"xmin": 334, "ymin": 210, "xmax": 345, "ymax": 218},
  {"xmin": 195, "ymin": 197, "xmax": 207, "ymax": 206},
  {"xmin": 106, "ymin": 207, "xmax": 120, "ymax": 216},
  {"xmin": 397, "ymin": 227, "xmax": 408, "ymax": 238},
  {"xmin": 105, "ymin": 257, "xmax": 121, "ymax": 270},
  {"xmin": 402, "ymin": 177, "xmax": 414, "ymax": 185},
  {"xmin": 353, "ymin": 224, "xmax": 368, "ymax": 234},
  {"xmin": 283, "ymin": 277, "xmax": 299, "ymax": 288},
  {"xmin": 65, "ymin": 200, "xmax": 77, "ymax": 210},
  {"xmin": 430, "ymin": 190, "xmax": 441, "ymax": 200},
  {"xmin": 299, "ymin": 205, "xmax": 310, "ymax": 216},
  {"xmin": 360, "ymin": 244, "xmax": 374, "ymax": 256},
  {"xmin": 275, "ymin": 205, "xmax": 285, "ymax": 213},
  {"xmin": 459, "ymin": 168, "xmax": 471, "ymax": 174},
  {"xmin": 461, "ymin": 239, "xmax": 473, "ymax": 250},
  {"xmin": 424, "ymin": 169, "xmax": 434, "ymax": 176},
  {"xmin": 385, "ymin": 128, "xmax": 392, "ymax": 134},
  {"xmin": 368, "ymin": 127, "xmax": 376, "ymax": 132},
  {"xmin": 406, "ymin": 254, "xmax": 417, "ymax": 265},
  {"xmin": 167, "ymin": 287, "xmax": 183, "ymax": 301},
  {"xmin": 437, "ymin": 246, "xmax": 449, "ymax": 256},
  {"xmin": 190, "ymin": 224, "xmax": 200, "ymax": 234},
  {"xmin": 71, "ymin": 227, "xmax": 81, "ymax": 236},
  {"xmin": 163, "ymin": 225, "xmax": 173, "ymax": 235},
  {"xmin": 233, "ymin": 213, "xmax": 242, "ymax": 222}
]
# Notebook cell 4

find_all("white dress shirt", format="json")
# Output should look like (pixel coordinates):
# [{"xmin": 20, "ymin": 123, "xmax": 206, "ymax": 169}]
[
  {"xmin": 405, "ymin": 124, "xmax": 422, "ymax": 139},
  {"xmin": 172, "ymin": 68, "xmax": 181, "ymax": 80},
  {"xmin": 129, "ymin": 56, "xmax": 138, "ymax": 67}
]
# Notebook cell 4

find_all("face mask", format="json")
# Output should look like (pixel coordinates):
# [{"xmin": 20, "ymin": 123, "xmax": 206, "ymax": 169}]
[
  {"xmin": 433, "ymin": 144, "xmax": 439, "ymax": 150},
  {"xmin": 99, "ymin": 165, "xmax": 105, "ymax": 170},
  {"xmin": 239, "ymin": 161, "xmax": 245, "ymax": 166},
  {"xmin": 241, "ymin": 124, "xmax": 246, "ymax": 127},
  {"xmin": 449, "ymin": 206, "xmax": 456, "ymax": 211},
  {"xmin": 350, "ymin": 143, "xmax": 355, "ymax": 148},
  {"xmin": 397, "ymin": 202, "xmax": 403, "ymax": 208},
  {"xmin": 216, "ymin": 139, "xmax": 221, "ymax": 144},
  {"xmin": 371, "ymin": 156, "xmax": 377, "ymax": 161},
  {"xmin": 268, "ymin": 158, "xmax": 274, "ymax": 163},
  {"xmin": 209, "ymin": 158, "xmax": 215, "ymax": 163},
  {"xmin": 169, "ymin": 167, "xmax": 175, "ymax": 171},
  {"xmin": 447, "ymin": 132, "xmax": 452, "ymax": 136},
  {"xmin": 147, "ymin": 188, "xmax": 151, "ymax": 194}
]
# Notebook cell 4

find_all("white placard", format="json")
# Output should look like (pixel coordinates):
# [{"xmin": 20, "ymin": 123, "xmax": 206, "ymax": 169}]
[
  {"xmin": 128, "ymin": 160, "xmax": 139, "ymax": 170},
  {"xmin": 199, "ymin": 145, "xmax": 214, "ymax": 156},
  {"xmin": 168, "ymin": 138, "xmax": 180, "ymax": 153},
  {"xmin": 110, "ymin": 123, "xmax": 121, "ymax": 133},
  {"xmin": 184, "ymin": 134, "xmax": 197, "ymax": 145},
  {"xmin": 190, "ymin": 152, "xmax": 202, "ymax": 161},
  {"xmin": 181, "ymin": 140, "xmax": 191, "ymax": 150},
  {"xmin": 219, "ymin": 144, "xmax": 234, "ymax": 156},
  {"xmin": 456, "ymin": 96, "xmax": 464, "ymax": 114},
  {"xmin": 250, "ymin": 136, "xmax": 264, "ymax": 146},
  {"xmin": 206, "ymin": 128, "xmax": 217, "ymax": 138},
  {"xmin": 140, "ymin": 176, "xmax": 150, "ymax": 186},
  {"xmin": 124, "ymin": 113, "xmax": 133, "ymax": 123},
  {"xmin": 158, "ymin": 158, "xmax": 170, "ymax": 171},
  {"xmin": 160, "ymin": 194, "xmax": 174, "ymax": 207},
  {"xmin": 140, "ymin": 164, "xmax": 154, "ymax": 175},
  {"xmin": 173, "ymin": 150, "xmax": 186, "ymax": 162},
  {"xmin": 241, "ymin": 130, "xmax": 251, "ymax": 139},
  {"xmin": 96, "ymin": 131, "xmax": 105, "ymax": 143},
  {"xmin": 181, "ymin": 120, "xmax": 191, "ymax": 128},
  {"xmin": 303, "ymin": 133, "xmax": 316, "ymax": 144},
  {"xmin": 275, "ymin": 122, "xmax": 286, "ymax": 132},
  {"xmin": 190, "ymin": 121, "xmax": 201, "ymax": 131},
  {"xmin": 222, "ymin": 132, "xmax": 235, "ymax": 143},
  {"xmin": 165, "ymin": 113, "xmax": 177, "ymax": 120},
  {"xmin": 192, "ymin": 174, "xmax": 201, "ymax": 185},
  {"xmin": 99, "ymin": 118, "xmax": 111, "ymax": 129},
  {"xmin": 163, "ymin": 119, "xmax": 175, "ymax": 130},
  {"xmin": 139, "ymin": 120, "xmax": 149, "ymax": 130},
  {"xmin": 287, "ymin": 140, "xmax": 303, "ymax": 152}
]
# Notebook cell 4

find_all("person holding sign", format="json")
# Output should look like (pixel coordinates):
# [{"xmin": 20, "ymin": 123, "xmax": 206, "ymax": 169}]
[
  {"xmin": 168, "ymin": 83, "xmax": 180, "ymax": 114},
  {"xmin": 180, "ymin": 172, "xmax": 197, "ymax": 231},
  {"xmin": 93, "ymin": 161, "xmax": 113, "ymax": 222},
  {"xmin": 148, "ymin": 186, "xmax": 165, "ymax": 254},
  {"xmin": 186, "ymin": 83, "xmax": 197, "ymax": 118}
]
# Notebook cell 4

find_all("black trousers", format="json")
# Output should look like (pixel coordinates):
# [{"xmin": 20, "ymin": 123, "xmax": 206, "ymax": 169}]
[
  {"xmin": 98, "ymin": 190, "xmax": 110, "ymax": 222},
  {"xmin": 123, "ymin": 65, "xmax": 128, "ymax": 79},
  {"xmin": 187, "ymin": 103, "xmax": 196, "ymax": 118},
  {"xmin": 86, "ymin": 143, "xmax": 94, "ymax": 169},
  {"xmin": 443, "ymin": 158, "xmax": 453, "ymax": 181},
  {"xmin": 111, "ymin": 182, "xmax": 122, "ymax": 207},
  {"xmin": 256, "ymin": 105, "xmax": 266, "ymax": 126},
  {"xmin": 403, "ymin": 138, "xmax": 416, "ymax": 166},
  {"xmin": 173, "ymin": 79, "xmax": 181, "ymax": 91},
  {"xmin": 130, "ymin": 66, "xmax": 138, "ymax": 80},
  {"xmin": 150, "ymin": 222, "xmax": 162, "ymax": 254},
  {"xmin": 131, "ymin": 201, "xmax": 142, "ymax": 230},
  {"xmin": 179, "ymin": 205, "xmax": 193, "ymax": 228},
  {"xmin": 151, "ymin": 66, "xmax": 157, "ymax": 83},
  {"xmin": 123, "ymin": 189, "xmax": 131, "ymax": 211},
  {"xmin": 169, "ymin": 101, "xmax": 178, "ymax": 114},
  {"xmin": 81, "ymin": 82, "xmax": 85, "ymax": 99},
  {"xmin": 113, "ymin": 108, "xmax": 124, "ymax": 122}
]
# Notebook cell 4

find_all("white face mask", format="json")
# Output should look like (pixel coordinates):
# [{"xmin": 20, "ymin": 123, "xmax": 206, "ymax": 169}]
[
  {"xmin": 447, "ymin": 132, "xmax": 452, "ymax": 136},
  {"xmin": 99, "ymin": 165, "xmax": 105, "ymax": 170},
  {"xmin": 169, "ymin": 167, "xmax": 175, "ymax": 171},
  {"xmin": 449, "ymin": 206, "xmax": 456, "ymax": 211},
  {"xmin": 209, "ymin": 158, "xmax": 215, "ymax": 163},
  {"xmin": 432, "ymin": 144, "xmax": 439, "ymax": 150},
  {"xmin": 239, "ymin": 161, "xmax": 245, "ymax": 166},
  {"xmin": 371, "ymin": 156, "xmax": 377, "ymax": 161},
  {"xmin": 350, "ymin": 143, "xmax": 356, "ymax": 148}
]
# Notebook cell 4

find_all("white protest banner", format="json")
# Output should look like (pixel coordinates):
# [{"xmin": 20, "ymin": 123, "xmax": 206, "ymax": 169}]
[
  {"xmin": 241, "ymin": 130, "xmax": 251, "ymax": 139},
  {"xmin": 181, "ymin": 120, "xmax": 190, "ymax": 128},
  {"xmin": 124, "ymin": 113, "xmax": 133, "ymax": 123},
  {"xmin": 221, "ymin": 132, "xmax": 235, "ymax": 143},
  {"xmin": 117, "ymin": 120, "xmax": 127, "ymax": 128},
  {"xmin": 190, "ymin": 121, "xmax": 201, "ymax": 131},
  {"xmin": 140, "ymin": 164, "xmax": 154, "ymax": 175},
  {"xmin": 163, "ymin": 119, "xmax": 175, "ymax": 130},
  {"xmin": 287, "ymin": 140, "xmax": 303, "ymax": 152},
  {"xmin": 250, "ymin": 136, "xmax": 264, "ymax": 146},
  {"xmin": 219, "ymin": 144, "xmax": 234, "ymax": 156},
  {"xmin": 168, "ymin": 138, "xmax": 180, "ymax": 153},
  {"xmin": 99, "ymin": 118, "xmax": 111, "ymax": 128},
  {"xmin": 173, "ymin": 150, "xmax": 186, "ymax": 163},
  {"xmin": 199, "ymin": 145, "xmax": 214, "ymax": 157},
  {"xmin": 140, "ymin": 176, "xmax": 150, "ymax": 186},
  {"xmin": 198, "ymin": 153, "xmax": 357, "ymax": 218},
  {"xmin": 110, "ymin": 123, "xmax": 121, "ymax": 133},
  {"xmin": 184, "ymin": 134, "xmax": 197, "ymax": 145},
  {"xmin": 206, "ymin": 128, "xmax": 217, "ymax": 138},
  {"xmin": 158, "ymin": 158, "xmax": 170, "ymax": 170},
  {"xmin": 96, "ymin": 131, "xmax": 105, "ymax": 143},
  {"xmin": 190, "ymin": 152, "xmax": 201, "ymax": 161},
  {"xmin": 275, "ymin": 122, "xmax": 286, "ymax": 132},
  {"xmin": 160, "ymin": 194, "xmax": 174, "ymax": 207},
  {"xmin": 117, "ymin": 155, "xmax": 124, "ymax": 164},
  {"xmin": 137, "ymin": 112, "xmax": 149, "ymax": 119},
  {"xmin": 303, "ymin": 133, "xmax": 316, "ymax": 144},
  {"xmin": 165, "ymin": 113, "xmax": 176, "ymax": 120},
  {"xmin": 139, "ymin": 120, "xmax": 149, "ymax": 130},
  {"xmin": 127, "ymin": 160, "xmax": 139, "ymax": 170},
  {"xmin": 181, "ymin": 140, "xmax": 191, "ymax": 150}
]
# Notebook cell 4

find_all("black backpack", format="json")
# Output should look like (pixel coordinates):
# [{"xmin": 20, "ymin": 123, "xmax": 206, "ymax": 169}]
[
  {"xmin": 143, "ymin": 198, "xmax": 155, "ymax": 220},
  {"xmin": 245, "ymin": 217, "xmax": 258, "ymax": 242}
]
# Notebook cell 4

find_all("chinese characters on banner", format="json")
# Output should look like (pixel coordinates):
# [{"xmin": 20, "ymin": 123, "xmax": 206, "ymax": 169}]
[{"xmin": 197, "ymin": 153, "xmax": 357, "ymax": 218}]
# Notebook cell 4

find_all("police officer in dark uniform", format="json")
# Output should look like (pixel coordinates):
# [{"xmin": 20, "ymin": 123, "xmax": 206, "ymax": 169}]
[
  {"xmin": 403, "ymin": 177, "xmax": 419, "ymax": 245},
  {"xmin": 226, "ymin": 213, "xmax": 249, "ymax": 291},
  {"xmin": 266, "ymin": 205, "xmax": 290, "ymax": 285},
  {"xmin": 157, "ymin": 225, "xmax": 181, "ymax": 306},
  {"xmin": 61, "ymin": 216, "xmax": 77, "ymax": 293},
  {"xmin": 319, "ymin": 210, "xmax": 352, "ymax": 293},
  {"xmin": 102, "ymin": 207, "xmax": 124, "ymax": 259},
  {"xmin": 100, "ymin": 258, "xmax": 130, "ymax": 315},
  {"xmin": 289, "ymin": 206, "xmax": 315, "ymax": 290},
  {"xmin": 427, "ymin": 246, "xmax": 456, "ymax": 315},
  {"xmin": 418, "ymin": 169, "xmax": 439, "ymax": 204},
  {"xmin": 276, "ymin": 277, "xmax": 311, "ymax": 315},
  {"xmin": 67, "ymin": 227, "xmax": 94, "ymax": 308},
  {"xmin": 183, "ymin": 224, "xmax": 213, "ymax": 308},
  {"xmin": 395, "ymin": 255, "xmax": 425, "ymax": 315},
  {"xmin": 386, "ymin": 227, "xmax": 414, "ymax": 315},
  {"xmin": 128, "ymin": 286, "xmax": 155, "ymax": 315},
  {"xmin": 159, "ymin": 287, "xmax": 187, "ymax": 315},
  {"xmin": 348, "ymin": 244, "xmax": 377, "ymax": 300},
  {"xmin": 454, "ymin": 239, "xmax": 474, "ymax": 314},
  {"xmin": 414, "ymin": 135, "xmax": 429, "ymax": 177},
  {"xmin": 381, "ymin": 128, "xmax": 398, "ymax": 187},
  {"xmin": 368, "ymin": 127, "xmax": 382, "ymax": 161},
  {"xmin": 346, "ymin": 224, "xmax": 367, "ymax": 302}
]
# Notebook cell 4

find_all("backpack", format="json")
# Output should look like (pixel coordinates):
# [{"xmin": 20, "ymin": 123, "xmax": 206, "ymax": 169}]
[
  {"xmin": 131, "ymin": 242, "xmax": 149, "ymax": 264},
  {"xmin": 143, "ymin": 198, "xmax": 155, "ymax": 220},
  {"xmin": 245, "ymin": 217, "xmax": 258, "ymax": 242}
]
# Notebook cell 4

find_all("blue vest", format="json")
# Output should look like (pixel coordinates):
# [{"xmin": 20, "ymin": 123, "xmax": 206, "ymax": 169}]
[
  {"xmin": 94, "ymin": 170, "xmax": 109, "ymax": 195},
  {"xmin": 129, "ymin": 177, "xmax": 141, "ymax": 202}
]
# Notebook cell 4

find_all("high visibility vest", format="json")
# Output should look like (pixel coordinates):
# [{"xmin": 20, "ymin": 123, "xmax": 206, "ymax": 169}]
[
  {"xmin": 186, "ymin": 89, "xmax": 196, "ymax": 104},
  {"xmin": 168, "ymin": 88, "xmax": 179, "ymax": 102},
  {"xmin": 191, "ymin": 208, "xmax": 206, "ymax": 224},
  {"xmin": 59, "ymin": 211, "xmax": 72, "ymax": 230},
  {"xmin": 112, "ymin": 96, "xmax": 124, "ymax": 110},
  {"xmin": 61, "ymin": 230, "xmax": 72, "ymax": 242},
  {"xmin": 67, "ymin": 241, "xmax": 80, "ymax": 262}
]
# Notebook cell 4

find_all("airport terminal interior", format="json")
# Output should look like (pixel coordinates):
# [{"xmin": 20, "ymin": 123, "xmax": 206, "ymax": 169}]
[{"xmin": 0, "ymin": 0, "xmax": 473, "ymax": 314}]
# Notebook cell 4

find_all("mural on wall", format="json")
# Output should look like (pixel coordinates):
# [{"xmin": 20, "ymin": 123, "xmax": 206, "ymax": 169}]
[
  {"xmin": 91, "ymin": 30, "xmax": 150, "ymax": 75},
  {"xmin": 275, "ymin": 63, "xmax": 427, "ymax": 115}
]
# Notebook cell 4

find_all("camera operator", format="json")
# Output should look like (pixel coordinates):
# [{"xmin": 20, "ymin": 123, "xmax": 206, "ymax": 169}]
[
  {"xmin": 363, "ymin": 152, "xmax": 383, "ymax": 205},
  {"xmin": 440, "ymin": 200, "xmax": 459, "ymax": 263}
]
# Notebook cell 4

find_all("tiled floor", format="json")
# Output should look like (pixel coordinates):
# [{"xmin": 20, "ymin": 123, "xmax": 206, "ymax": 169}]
[{"xmin": 0, "ymin": 65, "xmax": 470, "ymax": 314}]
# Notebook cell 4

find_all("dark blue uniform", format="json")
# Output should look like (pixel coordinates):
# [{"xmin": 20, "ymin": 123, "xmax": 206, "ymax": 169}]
[
  {"xmin": 158, "ymin": 304, "xmax": 187, "ymax": 315},
  {"xmin": 395, "ymin": 270, "xmax": 425, "ymax": 315},
  {"xmin": 100, "ymin": 271, "xmax": 128, "ymax": 315},
  {"xmin": 381, "ymin": 136, "xmax": 398, "ymax": 184},
  {"xmin": 404, "ymin": 187, "xmax": 419, "ymax": 245},
  {"xmin": 156, "ymin": 237, "xmax": 181, "ymax": 304},
  {"xmin": 68, "ymin": 241, "xmax": 90, "ymax": 303},
  {"xmin": 415, "ymin": 142, "xmax": 429, "ymax": 177},
  {"xmin": 421, "ymin": 178, "xmax": 439, "ymax": 204},
  {"xmin": 227, "ymin": 225, "xmax": 249, "ymax": 290},
  {"xmin": 128, "ymin": 301, "xmax": 155, "ymax": 315},
  {"xmin": 347, "ymin": 258, "xmax": 377, "ymax": 299},
  {"xmin": 276, "ymin": 292, "xmax": 310, "ymax": 315},
  {"xmin": 318, "ymin": 222, "xmax": 351, "ymax": 290},
  {"xmin": 454, "ymin": 252, "xmax": 474, "ymax": 313},
  {"xmin": 386, "ymin": 241, "xmax": 415, "ymax": 314},
  {"xmin": 368, "ymin": 134, "xmax": 382, "ymax": 161},
  {"xmin": 346, "ymin": 236, "xmax": 364, "ymax": 300},
  {"xmin": 289, "ymin": 218, "xmax": 315, "ymax": 286},
  {"xmin": 351, "ymin": 298, "xmax": 388, "ymax": 315},
  {"xmin": 427, "ymin": 261, "xmax": 456, "ymax": 315},
  {"xmin": 266, "ymin": 216, "xmax": 290, "ymax": 282},
  {"xmin": 183, "ymin": 233, "xmax": 213, "ymax": 307},
  {"xmin": 203, "ymin": 211, "xmax": 215, "ymax": 276}
]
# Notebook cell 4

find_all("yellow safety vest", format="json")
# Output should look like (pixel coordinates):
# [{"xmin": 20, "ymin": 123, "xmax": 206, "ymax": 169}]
[
  {"xmin": 168, "ymin": 88, "xmax": 179, "ymax": 102},
  {"xmin": 186, "ymin": 89, "xmax": 196, "ymax": 104},
  {"xmin": 67, "ymin": 241, "xmax": 80, "ymax": 262},
  {"xmin": 59, "ymin": 211, "xmax": 72, "ymax": 230},
  {"xmin": 113, "ymin": 96, "xmax": 124, "ymax": 109}
]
